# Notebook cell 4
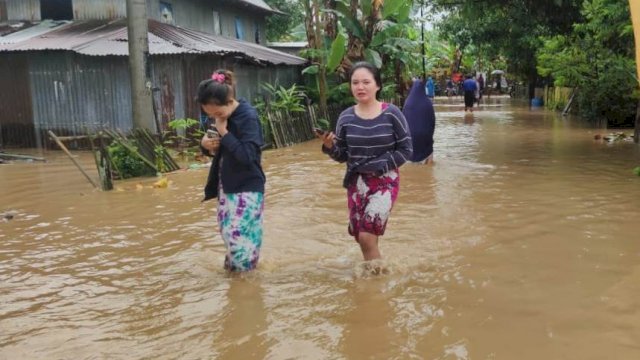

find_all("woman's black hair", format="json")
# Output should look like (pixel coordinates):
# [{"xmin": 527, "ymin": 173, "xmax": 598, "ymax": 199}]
[
  {"xmin": 197, "ymin": 69, "xmax": 236, "ymax": 106},
  {"xmin": 349, "ymin": 61, "xmax": 382, "ymax": 99}
]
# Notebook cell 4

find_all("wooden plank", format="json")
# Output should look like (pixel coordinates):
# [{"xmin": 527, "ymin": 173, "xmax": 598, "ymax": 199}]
[
  {"xmin": 55, "ymin": 134, "xmax": 108, "ymax": 141},
  {"xmin": 48, "ymin": 130, "xmax": 99, "ymax": 189},
  {"xmin": 267, "ymin": 112, "xmax": 281, "ymax": 148},
  {"xmin": 562, "ymin": 88, "xmax": 576, "ymax": 116},
  {"xmin": 0, "ymin": 152, "xmax": 46, "ymax": 161}
]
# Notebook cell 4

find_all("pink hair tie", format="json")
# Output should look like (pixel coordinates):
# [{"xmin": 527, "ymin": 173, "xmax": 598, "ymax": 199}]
[{"xmin": 211, "ymin": 73, "xmax": 225, "ymax": 83}]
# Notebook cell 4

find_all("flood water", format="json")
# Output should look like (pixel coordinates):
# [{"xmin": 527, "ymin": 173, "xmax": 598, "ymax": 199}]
[{"xmin": 1, "ymin": 97, "xmax": 639, "ymax": 359}]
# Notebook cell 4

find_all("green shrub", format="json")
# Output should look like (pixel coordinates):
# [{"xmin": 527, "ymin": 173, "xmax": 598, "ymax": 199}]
[
  {"xmin": 108, "ymin": 142, "xmax": 155, "ymax": 179},
  {"xmin": 260, "ymin": 83, "xmax": 306, "ymax": 112}
]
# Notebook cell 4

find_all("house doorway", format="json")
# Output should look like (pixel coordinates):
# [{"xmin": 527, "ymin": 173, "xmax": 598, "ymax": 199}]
[{"xmin": 40, "ymin": 0, "xmax": 73, "ymax": 21}]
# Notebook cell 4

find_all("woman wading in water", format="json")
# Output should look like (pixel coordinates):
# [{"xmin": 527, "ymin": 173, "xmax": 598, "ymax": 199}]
[{"xmin": 318, "ymin": 62, "xmax": 413, "ymax": 270}]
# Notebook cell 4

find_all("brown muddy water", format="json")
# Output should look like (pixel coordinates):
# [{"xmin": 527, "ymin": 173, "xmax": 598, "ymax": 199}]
[{"xmin": 1, "ymin": 97, "xmax": 639, "ymax": 359}]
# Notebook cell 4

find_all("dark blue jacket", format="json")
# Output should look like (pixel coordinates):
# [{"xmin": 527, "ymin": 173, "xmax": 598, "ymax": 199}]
[
  {"xmin": 203, "ymin": 99, "xmax": 265, "ymax": 201},
  {"xmin": 403, "ymin": 80, "xmax": 435, "ymax": 162},
  {"xmin": 463, "ymin": 78, "xmax": 477, "ymax": 92}
]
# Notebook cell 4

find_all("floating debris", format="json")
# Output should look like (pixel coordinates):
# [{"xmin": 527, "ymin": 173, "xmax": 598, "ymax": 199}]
[
  {"xmin": 0, "ymin": 152, "xmax": 46, "ymax": 162},
  {"xmin": 1, "ymin": 210, "xmax": 18, "ymax": 222},
  {"xmin": 152, "ymin": 177, "xmax": 169, "ymax": 188},
  {"xmin": 602, "ymin": 132, "xmax": 633, "ymax": 143}
]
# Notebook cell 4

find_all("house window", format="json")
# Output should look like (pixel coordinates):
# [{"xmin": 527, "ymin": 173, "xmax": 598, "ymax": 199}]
[
  {"xmin": 254, "ymin": 22, "xmax": 260, "ymax": 44},
  {"xmin": 235, "ymin": 16, "xmax": 244, "ymax": 40},
  {"xmin": 159, "ymin": 2, "xmax": 174, "ymax": 24},
  {"xmin": 212, "ymin": 11, "xmax": 221, "ymax": 35},
  {"xmin": 40, "ymin": 0, "xmax": 73, "ymax": 20}
]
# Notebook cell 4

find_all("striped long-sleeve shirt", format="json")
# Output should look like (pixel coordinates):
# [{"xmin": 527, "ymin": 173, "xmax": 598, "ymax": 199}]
[{"xmin": 323, "ymin": 103, "xmax": 413, "ymax": 188}]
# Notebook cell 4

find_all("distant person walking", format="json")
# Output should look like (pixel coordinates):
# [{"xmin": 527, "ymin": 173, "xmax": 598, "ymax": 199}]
[
  {"xmin": 477, "ymin": 73, "xmax": 485, "ymax": 101},
  {"xmin": 463, "ymin": 74, "xmax": 478, "ymax": 112},
  {"xmin": 425, "ymin": 75, "xmax": 435, "ymax": 100}
]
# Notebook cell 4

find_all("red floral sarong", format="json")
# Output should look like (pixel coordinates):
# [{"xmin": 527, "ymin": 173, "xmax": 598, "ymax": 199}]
[{"xmin": 346, "ymin": 169, "xmax": 399, "ymax": 239}]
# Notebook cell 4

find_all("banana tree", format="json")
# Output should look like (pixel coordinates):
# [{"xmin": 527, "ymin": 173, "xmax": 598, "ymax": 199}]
[
  {"xmin": 301, "ymin": 0, "xmax": 421, "ymax": 107},
  {"xmin": 330, "ymin": 0, "xmax": 413, "ymax": 71},
  {"xmin": 300, "ymin": 0, "xmax": 341, "ymax": 119},
  {"xmin": 325, "ymin": 0, "xmax": 418, "ymax": 103}
]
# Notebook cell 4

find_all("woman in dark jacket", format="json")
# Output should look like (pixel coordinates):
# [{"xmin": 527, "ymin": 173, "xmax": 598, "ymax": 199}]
[{"xmin": 199, "ymin": 69, "xmax": 266, "ymax": 272}]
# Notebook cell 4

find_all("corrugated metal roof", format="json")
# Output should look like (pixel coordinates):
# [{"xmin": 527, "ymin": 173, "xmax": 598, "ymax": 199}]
[
  {"xmin": 267, "ymin": 41, "xmax": 308, "ymax": 48},
  {"xmin": 0, "ymin": 21, "xmax": 37, "ymax": 37},
  {"xmin": 0, "ymin": 20, "xmax": 71, "ymax": 44},
  {"xmin": 235, "ymin": 0, "xmax": 284, "ymax": 15},
  {"xmin": 0, "ymin": 19, "xmax": 306, "ymax": 66},
  {"xmin": 149, "ymin": 21, "xmax": 306, "ymax": 65}
]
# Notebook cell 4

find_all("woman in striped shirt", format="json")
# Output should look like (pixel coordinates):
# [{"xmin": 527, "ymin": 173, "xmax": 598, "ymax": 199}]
[{"xmin": 319, "ymin": 61, "xmax": 413, "ymax": 263}]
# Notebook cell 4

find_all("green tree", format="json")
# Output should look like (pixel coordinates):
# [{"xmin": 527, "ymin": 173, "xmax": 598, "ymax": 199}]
[
  {"xmin": 432, "ymin": 0, "xmax": 583, "ymax": 98},
  {"xmin": 319, "ymin": 0, "xmax": 420, "ymax": 102},
  {"xmin": 537, "ymin": 0, "xmax": 636, "ymax": 125},
  {"xmin": 264, "ymin": 0, "xmax": 306, "ymax": 41},
  {"xmin": 299, "ymin": 0, "xmax": 339, "ymax": 119}
]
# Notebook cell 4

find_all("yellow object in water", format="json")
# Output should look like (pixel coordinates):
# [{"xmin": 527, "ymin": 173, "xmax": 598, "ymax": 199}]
[{"xmin": 152, "ymin": 177, "xmax": 169, "ymax": 188}]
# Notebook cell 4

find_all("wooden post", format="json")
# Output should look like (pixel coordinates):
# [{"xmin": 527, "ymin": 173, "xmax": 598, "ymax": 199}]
[
  {"xmin": 267, "ymin": 112, "xmax": 280, "ymax": 148},
  {"xmin": 90, "ymin": 131, "xmax": 113, "ymax": 191},
  {"xmin": 48, "ymin": 130, "xmax": 99, "ymax": 189},
  {"xmin": 562, "ymin": 88, "xmax": 576, "ymax": 116},
  {"xmin": 633, "ymin": 101, "xmax": 640, "ymax": 144}
]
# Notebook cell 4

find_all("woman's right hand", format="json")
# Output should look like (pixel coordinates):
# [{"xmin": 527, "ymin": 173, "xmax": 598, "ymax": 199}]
[
  {"xmin": 201, "ymin": 134, "xmax": 220, "ymax": 153},
  {"xmin": 320, "ymin": 131, "xmax": 335, "ymax": 150}
]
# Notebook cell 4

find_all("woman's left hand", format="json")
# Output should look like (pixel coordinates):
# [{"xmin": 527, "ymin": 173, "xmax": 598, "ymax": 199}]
[{"xmin": 215, "ymin": 118, "xmax": 228, "ymax": 137}]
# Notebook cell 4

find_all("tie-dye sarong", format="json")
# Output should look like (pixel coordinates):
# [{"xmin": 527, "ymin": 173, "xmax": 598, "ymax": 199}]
[
  {"xmin": 217, "ymin": 191, "xmax": 264, "ymax": 271},
  {"xmin": 347, "ymin": 169, "xmax": 399, "ymax": 240}
]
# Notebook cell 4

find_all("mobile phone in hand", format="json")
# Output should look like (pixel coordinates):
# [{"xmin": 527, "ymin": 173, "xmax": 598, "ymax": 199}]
[
  {"xmin": 314, "ymin": 128, "xmax": 327, "ymax": 136},
  {"xmin": 207, "ymin": 129, "xmax": 219, "ymax": 139}
]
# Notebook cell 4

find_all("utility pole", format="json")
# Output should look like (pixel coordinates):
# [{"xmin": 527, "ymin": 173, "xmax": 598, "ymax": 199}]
[{"xmin": 126, "ymin": 0, "xmax": 155, "ymax": 131}]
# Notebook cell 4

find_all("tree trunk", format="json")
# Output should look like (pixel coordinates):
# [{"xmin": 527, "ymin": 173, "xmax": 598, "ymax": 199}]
[
  {"xmin": 345, "ymin": 0, "xmax": 364, "ymax": 65},
  {"xmin": 324, "ymin": 0, "xmax": 337, "ymax": 40},
  {"xmin": 365, "ymin": 0, "xmax": 381, "ymax": 48},
  {"xmin": 394, "ymin": 59, "xmax": 405, "ymax": 105},
  {"xmin": 302, "ymin": 1, "xmax": 316, "ymax": 50},
  {"xmin": 311, "ymin": 0, "xmax": 329, "ymax": 119}
]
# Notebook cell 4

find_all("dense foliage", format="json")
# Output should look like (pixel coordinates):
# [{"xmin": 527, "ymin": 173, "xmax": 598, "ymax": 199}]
[
  {"xmin": 264, "ymin": 0, "xmax": 306, "ymax": 41},
  {"xmin": 537, "ymin": 0, "xmax": 636, "ymax": 124},
  {"xmin": 263, "ymin": 1, "xmax": 638, "ymax": 127},
  {"xmin": 432, "ymin": 0, "xmax": 583, "ymax": 85}
]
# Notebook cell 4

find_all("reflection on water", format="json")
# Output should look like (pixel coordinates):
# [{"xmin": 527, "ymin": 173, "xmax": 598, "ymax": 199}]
[
  {"xmin": 1, "ymin": 97, "xmax": 640, "ymax": 359},
  {"xmin": 216, "ymin": 277, "xmax": 269, "ymax": 360}
]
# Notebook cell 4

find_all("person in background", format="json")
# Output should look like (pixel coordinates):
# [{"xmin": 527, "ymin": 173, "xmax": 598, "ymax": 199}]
[
  {"xmin": 404, "ymin": 78, "xmax": 435, "ymax": 164},
  {"xmin": 477, "ymin": 73, "xmax": 485, "ymax": 101},
  {"xmin": 462, "ymin": 74, "xmax": 478, "ymax": 112},
  {"xmin": 446, "ymin": 78, "xmax": 455, "ymax": 97},
  {"xmin": 425, "ymin": 75, "xmax": 435, "ymax": 101},
  {"xmin": 317, "ymin": 61, "xmax": 413, "ymax": 265},
  {"xmin": 199, "ymin": 69, "xmax": 266, "ymax": 272}
]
